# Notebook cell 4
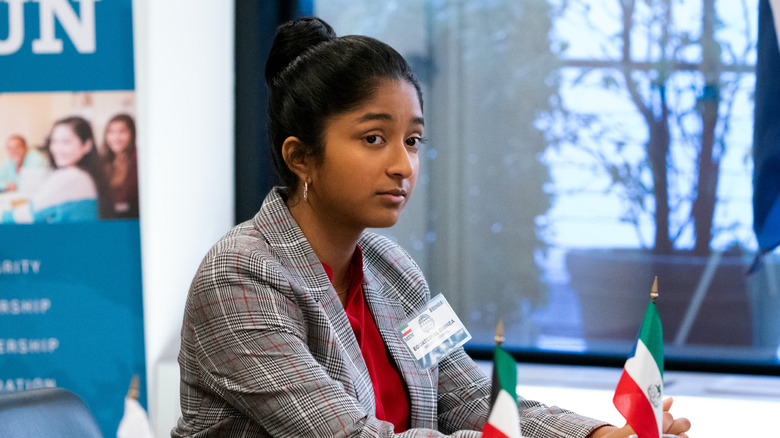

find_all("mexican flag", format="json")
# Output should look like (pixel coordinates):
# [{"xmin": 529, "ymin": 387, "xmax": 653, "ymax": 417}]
[
  {"xmin": 482, "ymin": 345, "xmax": 522, "ymax": 438},
  {"xmin": 613, "ymin": 301, "xmax": 664, "ymax": 438}
]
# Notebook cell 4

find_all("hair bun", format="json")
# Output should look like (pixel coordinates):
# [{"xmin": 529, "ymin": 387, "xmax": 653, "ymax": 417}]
[{"xmin": 265, "ymin": 17, "xmax": 336, "ymax": 84}]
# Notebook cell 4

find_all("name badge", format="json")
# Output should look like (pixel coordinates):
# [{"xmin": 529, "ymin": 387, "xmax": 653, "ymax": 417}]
[{"xmin": 397, "ymin": 294, "xmax": 471, "ymax": 369}]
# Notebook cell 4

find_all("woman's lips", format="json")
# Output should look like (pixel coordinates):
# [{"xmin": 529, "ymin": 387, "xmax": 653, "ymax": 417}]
[{"xmin": 378, "ymin": 188, "xmax": 407, "ymax": 203}]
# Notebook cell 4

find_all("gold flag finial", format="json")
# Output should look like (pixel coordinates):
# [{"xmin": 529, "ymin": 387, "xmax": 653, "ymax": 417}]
[
  {"xmin": 495, "ymin": 319, "xmax": 504, "ymax": 346},
  {"xmin": 650, "ymin": 276, "xmax": 659, "ymax": 303},
  {"xmin": 126, "ymin": 374, "xmax": 140, "ymax": 400}
]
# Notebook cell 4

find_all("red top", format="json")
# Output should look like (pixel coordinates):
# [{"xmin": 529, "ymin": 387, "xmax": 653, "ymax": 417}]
[{"xmin": 323, "ymin": 247, "xmax": 411, "ymax": 432}]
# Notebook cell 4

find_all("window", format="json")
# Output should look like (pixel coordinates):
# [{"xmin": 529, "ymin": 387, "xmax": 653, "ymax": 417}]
[{"xmin": 316, "ymin": 0, "xmax": 778, "ymax": 373}]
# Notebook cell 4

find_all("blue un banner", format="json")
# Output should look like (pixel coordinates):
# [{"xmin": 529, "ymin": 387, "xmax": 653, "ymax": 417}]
[{"xmin": 0, "ymin": 1, "xmax": 145, "ymax": 436}]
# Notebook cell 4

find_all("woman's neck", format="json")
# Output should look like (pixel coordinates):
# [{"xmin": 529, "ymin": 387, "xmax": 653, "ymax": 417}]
[
  {"xmin": 288, "ymin": 198, "xmax": 361, "ymax": 291},
  {"xmin": 110, "ymin": 154, "xmax": 129, "ymax": 187},
  {"xmin": 113, "ymin": 151, "xmax": 130, "ymax": 162}
]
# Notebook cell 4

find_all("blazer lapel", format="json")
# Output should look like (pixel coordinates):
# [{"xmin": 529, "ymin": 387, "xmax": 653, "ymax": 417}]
[
  {"xmin": 252, "ymin": 188, "xmax": 375, "ymax": 412},
  {"xmin": 318, "ymin": 284, "xmax": 376, "ymax": 414},
  {"xmin": 362, "ymin": 267, "xmax": 438, "ymax": 430}
]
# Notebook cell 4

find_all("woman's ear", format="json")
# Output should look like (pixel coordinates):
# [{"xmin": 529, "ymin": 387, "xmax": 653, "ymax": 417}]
[{"xmin": 282, "ymin": 136, "xmax": 310, "ymax": 181}]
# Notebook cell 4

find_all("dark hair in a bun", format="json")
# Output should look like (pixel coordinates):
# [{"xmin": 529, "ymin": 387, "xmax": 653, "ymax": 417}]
[
  {"xmin": 265, "ymin": 17, "xmax": 423, "ymax": 191},
  {"xmin": 264, "ymin": 17, "xmax": 336, "ymax": 84}
]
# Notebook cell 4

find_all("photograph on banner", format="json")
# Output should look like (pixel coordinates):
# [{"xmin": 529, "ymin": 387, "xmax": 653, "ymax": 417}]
[{"xmin": 0, "ymin": 91, "xmax": 138, "ymax": 224}]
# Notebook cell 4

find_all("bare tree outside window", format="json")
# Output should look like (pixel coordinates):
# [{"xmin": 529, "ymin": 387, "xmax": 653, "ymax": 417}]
[
  {"xmin": 541, "ymin": 0, "xmax": 758, "ymax": 349},
  {"xmin": 541, "ymin": 0, "xmax": 756, "ymax": 255}
]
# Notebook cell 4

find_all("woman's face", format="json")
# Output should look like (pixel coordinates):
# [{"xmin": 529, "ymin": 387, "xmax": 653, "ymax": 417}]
[
  {"xmin": 106, "ymin": 120, "xmax": 131, "ymax": 154},
  {"xmin": 50, "ymin": 124, "xmax": 92, "ymax": 168},
  {"xmin": 307, "ymin": 79, "xmax": 423, "ymax": 231}
]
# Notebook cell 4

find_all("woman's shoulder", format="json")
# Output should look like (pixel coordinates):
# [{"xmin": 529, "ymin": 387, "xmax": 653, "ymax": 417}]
[
  {"xmin": 201, "ymin": 219, "xmax": 275, "ymax": 267},
  {"xmin": 209, "ymin": 189, "xmax": 293, "ymax": 261},
  {"xmin": 188, "ymin": 221, "xmax": 277, "ymax": 294},
  {"xmin": 48, "ymin": 167, "xmax": 97, "ymax": 191},
  {"xmin": 360, "ymin": 231, "xmax": 428, "ymax": 294},
  {"xmin": 193, "ymin": 189, "xmax": 306, "ymax": 281},
  {"xmin": 32, "ymin": 168, "xmax": 97, "ymax": 210},
  {"xmin": 359, "ymin": 232, "xmax": 414, "ymax": 265},
  {"xmin": 359, "ymin": 231, "xmax": 401, "ymax": 251}
]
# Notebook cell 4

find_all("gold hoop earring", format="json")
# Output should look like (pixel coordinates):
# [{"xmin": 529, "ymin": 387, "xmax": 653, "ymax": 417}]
[{"xmin": 303, "ymin": 181, "xmax": 308, "ymax": 203}]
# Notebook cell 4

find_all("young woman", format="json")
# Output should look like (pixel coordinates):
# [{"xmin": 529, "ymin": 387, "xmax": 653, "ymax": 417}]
[
  {"xmin": 102, "ymin": 114, "xmax": 139, "ymax": 219},
  {"xmin": 1, "ymin": 116, "xmax": 112, "ymax": 224},
  {"xmin": 173, "ymin": 17, "xmax": 690, "ymax": 438}
]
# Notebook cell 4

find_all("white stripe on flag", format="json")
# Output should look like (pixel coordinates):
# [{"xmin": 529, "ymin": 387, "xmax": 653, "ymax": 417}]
[
  {"xmin": 624, "ymin": 340, "xmax": 662, "ymax": 395},
  {"xmin": 624, "ymin": 339, "xmax": 663, "ymax": 433},
  {"xmin": 486, "ymin": 390, "xmax": 522, "ymax": 438},
  {"xmin": 770, "ymin": 0, "xmax": 780, "ymax": 49}
]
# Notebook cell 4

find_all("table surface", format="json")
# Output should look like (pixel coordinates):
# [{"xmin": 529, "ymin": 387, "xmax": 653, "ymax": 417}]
[
  {"xmin": 481, "ymin": 362, "xmax": 780, "ymax": 437},
  {"xmin": 155, "ymin": 359, "xmax": 780, "ymax": 437}
]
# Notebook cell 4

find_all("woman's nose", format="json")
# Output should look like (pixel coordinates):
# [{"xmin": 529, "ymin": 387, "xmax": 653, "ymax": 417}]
[{"xmin": 387, "ymin": 142, "xmax": 416, "ymax": 178}]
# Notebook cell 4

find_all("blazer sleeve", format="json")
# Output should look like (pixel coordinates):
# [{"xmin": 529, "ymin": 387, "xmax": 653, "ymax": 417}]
[{"xmin": 180, "ymin": 245, "xmax": 485, "ymax": 438}]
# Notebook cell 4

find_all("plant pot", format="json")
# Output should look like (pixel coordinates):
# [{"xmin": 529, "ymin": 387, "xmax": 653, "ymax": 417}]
[{"xmin": 566, "ymin": 248, "xmax": 752, "ymax": 346}]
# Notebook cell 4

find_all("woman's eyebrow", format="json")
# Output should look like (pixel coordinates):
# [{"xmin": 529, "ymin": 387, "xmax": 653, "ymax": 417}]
[
  {"xmin": 354, "ymin": 113, "xmax": 425, "ymax": 127},
  {"xmin": 354, "ymin": 112, "xmax": 392, "ymax": 123}
]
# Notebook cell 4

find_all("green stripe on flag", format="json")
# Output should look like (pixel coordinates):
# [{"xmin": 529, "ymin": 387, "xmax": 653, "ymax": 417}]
[
  {"xmin": 639, "ymin": 302, "xmax": 664, "ymax": 377},
  {"xmin": 492, "ymin": 345, "xmax": 518, "ymax": 403}
]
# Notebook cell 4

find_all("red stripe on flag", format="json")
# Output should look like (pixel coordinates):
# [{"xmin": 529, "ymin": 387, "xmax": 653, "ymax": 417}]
[
  {"xmin": 481, "ymin": 421, "xmax": 511, "ymax": 438},
  {"xmin": 613, "ymin": 369, "xmax": 660, "ymax": 438},
  {"xmin": 402, "ymin": 328, "xmax": 412, "ymax": 337}
]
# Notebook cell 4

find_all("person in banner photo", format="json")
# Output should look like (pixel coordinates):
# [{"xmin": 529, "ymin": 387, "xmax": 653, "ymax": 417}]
[
  {"xmin": 102, "ymin": 113, "xmax": 139, "ymax": 219},
  {"xmin": 172, "ymin": 17, "xmax": 690, "ymax": 438},
  {"xmin": 0, "ymin": 134, "xmax": 47, "ymax": 193},
  {"xmin": 1, "ymin": 116, "xmax": 113, "ymax": 224}
]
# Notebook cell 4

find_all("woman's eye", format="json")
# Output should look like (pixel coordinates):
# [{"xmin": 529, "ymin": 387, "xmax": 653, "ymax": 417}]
[
  {"xmin": 405, "ymin": 136, "xmax": 424, "ymax": 148},
  {"xmin": 365, "ymin": 135, "xmax": 383, "ymax": 145}
]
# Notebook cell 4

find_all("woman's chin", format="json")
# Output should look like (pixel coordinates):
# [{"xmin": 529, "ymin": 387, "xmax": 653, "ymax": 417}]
[{"xmin": 368, "ymin": 213, "xmax": 403, "ymax": 229}]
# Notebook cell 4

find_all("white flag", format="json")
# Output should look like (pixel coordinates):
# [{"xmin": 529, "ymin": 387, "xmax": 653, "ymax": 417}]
[{"xmin": 116, "ymin": 396, "xmax": 154, "ymax": 438}]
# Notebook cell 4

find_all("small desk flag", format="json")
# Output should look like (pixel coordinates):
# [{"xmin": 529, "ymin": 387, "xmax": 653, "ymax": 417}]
[
  {"xmin": 482, "ymin": 321, "xmax": 522, "ymax": 438},
  {"xmin": 117, "ymin": 397, "xmax": 155, "ymax": 438},
  {"xmin": 117, "ymin": 375, "xmax": 154, "ymax": 438},
  {"xmin": 613, "ymin": 300, "xmax": 664, "ymax": 438}
]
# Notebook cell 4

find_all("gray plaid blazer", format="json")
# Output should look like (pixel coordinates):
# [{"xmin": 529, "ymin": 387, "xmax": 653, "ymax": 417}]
[{"xmin": 172, "ymin": 188, "xmax": 607, "ymax": 437}]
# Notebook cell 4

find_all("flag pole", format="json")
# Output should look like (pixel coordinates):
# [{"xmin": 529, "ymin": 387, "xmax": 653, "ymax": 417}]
[
  {"xmin": 495, "ymin": 319, "xmax": 504, "ymax": 347},
  {"xmin": 117, "ymin": 374, "xmax": 154, "ymax": 438},
  {"xmin": 483, "ymin": 318, "xmax": 522, "ymax": 438},
  {"xmin": 126, "ymin": 374, "xmax": 140, "ymax": 400},
  {"xmin": 650, "ymin": 275, "xmax": 658, "ymax": 303}
]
